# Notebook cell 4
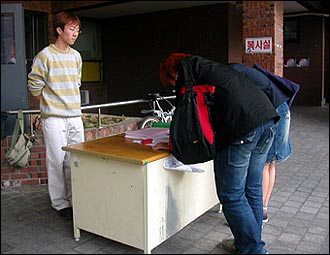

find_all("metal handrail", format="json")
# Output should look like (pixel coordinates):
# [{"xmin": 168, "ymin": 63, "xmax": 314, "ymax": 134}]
[{"xmin": 3, "ymin": 95, "xmax": 176, "ymax": 136}]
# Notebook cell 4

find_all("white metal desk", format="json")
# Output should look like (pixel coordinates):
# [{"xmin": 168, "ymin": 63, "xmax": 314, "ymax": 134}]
[{"xmin": 63, "ymin": 134, "xmax": 219, "ymax": 254}]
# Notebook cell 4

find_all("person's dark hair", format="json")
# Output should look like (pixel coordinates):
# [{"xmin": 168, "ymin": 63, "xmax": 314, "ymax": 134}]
[
  {"xmin": 53, "ymin": 11, "xmax": 81, "ymax": 38},
  {"xmin": 160, "ymin": 53, "xmax": 192, "ymax": 87}
]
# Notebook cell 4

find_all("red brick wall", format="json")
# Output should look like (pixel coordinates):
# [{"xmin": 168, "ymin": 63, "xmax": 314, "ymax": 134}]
[
  {"xmin": 1, "ymin": 134, "xmax": 47, "ymax": 187},
  {"xmin": 242, "ymin": 1, "xmax": 284, "ymax": 76}
]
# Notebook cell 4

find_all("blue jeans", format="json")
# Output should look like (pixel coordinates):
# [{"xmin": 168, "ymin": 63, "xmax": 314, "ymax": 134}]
[
  {"xmin": 267, "ymin": 102, "xmax": 292, "ymax": 163},
  {"xmin": 214, "ymin": 119, "xmax": 276, "ymax": 254}
]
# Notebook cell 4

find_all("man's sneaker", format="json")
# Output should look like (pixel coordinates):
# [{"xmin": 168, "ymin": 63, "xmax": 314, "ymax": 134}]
[
  {"xmin": 263, "ymin": 206, "xmax": 269, "ymax": 223},
  {"xmin": 221, "ymin": 238, "xmax": 237, "ymax": 253}
]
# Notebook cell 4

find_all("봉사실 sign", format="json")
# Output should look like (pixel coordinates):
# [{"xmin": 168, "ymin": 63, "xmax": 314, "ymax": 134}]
[{"xmin": 245, "ymin": 37, "xmax": 272, "ymax": 53}]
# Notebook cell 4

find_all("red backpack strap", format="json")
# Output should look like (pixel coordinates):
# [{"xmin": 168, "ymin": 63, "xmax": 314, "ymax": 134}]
[{"xmin": 180, "ymin": 84, "xmax": 215, "ymax": 94}]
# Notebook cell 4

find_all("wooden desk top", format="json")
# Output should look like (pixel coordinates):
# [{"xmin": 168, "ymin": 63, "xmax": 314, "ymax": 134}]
[{"xmin": 62, "ymin": 133, "xmax": 170, "ymax": 165}]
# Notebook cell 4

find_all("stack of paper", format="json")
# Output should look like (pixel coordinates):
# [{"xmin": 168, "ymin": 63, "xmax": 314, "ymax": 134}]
[{"xmin": 125, "ymin": 128, "xmax": 169, "ymax": 146}]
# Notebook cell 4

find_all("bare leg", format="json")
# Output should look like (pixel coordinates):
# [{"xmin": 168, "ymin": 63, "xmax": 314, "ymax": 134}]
[
  {"xmin": 262, "ymin": 164, "xmax": 270, "ymax": 207},
  {"xmin": 262, "ymin": 162, "xmax": 276, "ymax": 207}
]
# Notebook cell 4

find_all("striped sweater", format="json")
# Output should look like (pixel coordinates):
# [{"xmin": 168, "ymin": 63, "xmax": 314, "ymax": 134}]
[{"xmin": 28, "ymin": 44, "xmax": 83, "ymax": 118}]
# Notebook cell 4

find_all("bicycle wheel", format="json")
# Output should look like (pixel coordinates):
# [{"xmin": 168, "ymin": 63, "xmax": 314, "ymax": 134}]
[{"xmin": 139, "ymin": 117, "xmax": 160, "ymax": 129}]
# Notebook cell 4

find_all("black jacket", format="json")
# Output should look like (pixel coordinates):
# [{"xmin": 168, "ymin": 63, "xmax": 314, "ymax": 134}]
[
  {"xmin": 229, "ymin": 63, "xmax": 289, "ymax": 108},
  {"xmin": 175, "ymin": 56, "xmax": 279, "ymax": 151}
]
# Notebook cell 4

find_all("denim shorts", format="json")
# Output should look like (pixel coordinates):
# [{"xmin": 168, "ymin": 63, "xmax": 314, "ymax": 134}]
[{"xmin": 266, "ymin": 102, "xmax": 292, "ymax": 163}]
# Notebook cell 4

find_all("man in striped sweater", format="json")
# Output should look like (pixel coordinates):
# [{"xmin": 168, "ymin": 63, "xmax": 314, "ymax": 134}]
[{"xmin": 28, "ymin": 11, "xmax": 84, "ymax": 219}]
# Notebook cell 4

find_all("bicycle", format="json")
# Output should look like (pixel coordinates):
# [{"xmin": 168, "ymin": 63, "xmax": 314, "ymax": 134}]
[{"xmin": 139, "ymin": 92, "xmax": 176, "ymax": 129}]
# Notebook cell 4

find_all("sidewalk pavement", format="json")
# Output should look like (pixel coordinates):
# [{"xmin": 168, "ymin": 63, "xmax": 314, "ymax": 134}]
[{"xmin": 1, "ymin": 106, "xmax": 329, "ymax": 254}]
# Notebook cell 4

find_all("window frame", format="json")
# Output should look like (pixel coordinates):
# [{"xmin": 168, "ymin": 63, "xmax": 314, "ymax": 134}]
[{"xmin": 284, "ymin": 18, "xmax": 299, "ymax": 44}]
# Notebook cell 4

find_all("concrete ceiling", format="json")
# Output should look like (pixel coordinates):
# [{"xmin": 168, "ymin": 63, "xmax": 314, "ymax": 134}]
[{"xmin": 73, "ymin": 1, "xmax": 310, "ymax": 20}]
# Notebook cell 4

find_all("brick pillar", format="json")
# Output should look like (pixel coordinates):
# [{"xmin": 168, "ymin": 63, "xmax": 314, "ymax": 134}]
[{"xmin": 242, "ymin": 1, "xmax": 283, "ymax": 76}]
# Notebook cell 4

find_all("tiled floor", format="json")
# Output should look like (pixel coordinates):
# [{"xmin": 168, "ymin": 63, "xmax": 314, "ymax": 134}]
[{"xmin": 1, "ymin": 106, "xmax": 329, "ymax": 254}]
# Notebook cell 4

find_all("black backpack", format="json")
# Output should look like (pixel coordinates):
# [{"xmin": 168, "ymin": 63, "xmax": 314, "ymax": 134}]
[{"xmin": 169, "ymin": 84, "xmax": 216, "ymax": 164}]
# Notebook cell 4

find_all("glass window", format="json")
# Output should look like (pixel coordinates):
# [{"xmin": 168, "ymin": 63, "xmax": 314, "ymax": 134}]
[
  {"xmin": 74, "ymin": 19, "xmax": 103, "ymax": 83},
  {"xmin": 284, "ymin": 19, "xmax": 299, "ymax": 44},
  {"xmin": 1, "ymin": 13, "xmax": 16, "ymax": 64},
  {"xmin": 24, "ymin": 11, "xmax": 48, "ymax": 73},
  {"xmin": 74, "ymin": 20, "xmax": 102, "ymax": 61}
]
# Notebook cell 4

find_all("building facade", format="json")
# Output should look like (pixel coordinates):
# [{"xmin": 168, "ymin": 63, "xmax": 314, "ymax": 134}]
[{"xmin": 1, "ymin": 1, "xmax": 329, "ymax": 188}]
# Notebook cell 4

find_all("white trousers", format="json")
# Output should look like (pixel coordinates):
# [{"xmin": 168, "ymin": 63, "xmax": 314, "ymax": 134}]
[{"xmin": 42, "ymin": 116, "xmax": 84, "ymax": 211}]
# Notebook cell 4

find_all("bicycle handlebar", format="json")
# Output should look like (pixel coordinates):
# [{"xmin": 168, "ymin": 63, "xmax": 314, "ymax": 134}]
[
  {"xmin": 146, "ymin": 93, "xmax": 161, "ymax": 101},
  {"xmin": 141, "ymin": 109, "xmax": 159, "ymax": 114},
  {"xmin": 141, "ymin": 92, "xmax": 176, "ymax": 119}
]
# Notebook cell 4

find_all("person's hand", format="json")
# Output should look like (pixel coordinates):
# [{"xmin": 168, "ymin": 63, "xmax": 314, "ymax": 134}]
[{"xmin": 152, "ymin": 142, "xmax": 170, "ymax": 151}]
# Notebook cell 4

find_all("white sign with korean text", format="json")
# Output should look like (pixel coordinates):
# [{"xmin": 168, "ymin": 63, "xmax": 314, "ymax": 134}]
[{"xmin": 245, "ymin": 37, "xmax": 272, "ymax": 53}]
